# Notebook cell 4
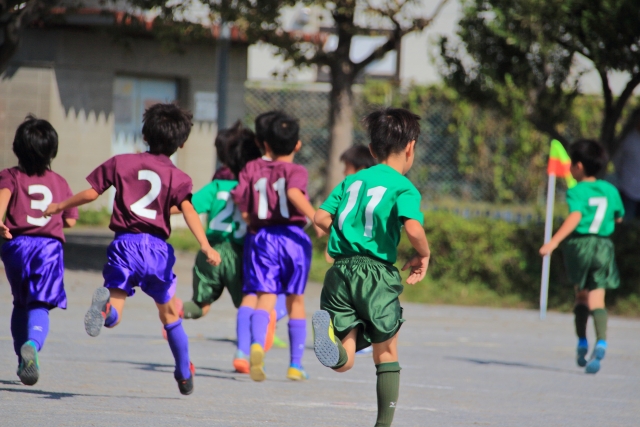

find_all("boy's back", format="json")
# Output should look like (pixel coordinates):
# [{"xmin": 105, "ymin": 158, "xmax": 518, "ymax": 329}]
[
  {"xmin": 87, "ymin": 152, "xmax": 192, "ymax": 239},
  {"xmin": 567, "ymin": 180, "xmax": 624, "ymax": 236},
  {"xmin": 192, "ymin": 176, "xmax": 245, "ymax": 245},
  {"xmin": 322, "ymin": 163, "xmax": 423, "ymax": 264}
]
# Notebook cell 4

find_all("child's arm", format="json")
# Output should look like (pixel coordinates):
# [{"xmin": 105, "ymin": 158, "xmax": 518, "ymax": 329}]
[
  {"xmin": 180, "ymin": 199, "xmax": 221, "ymax": 266},
  {"xmin": 539, "ymin": 211, "xmax": 582, "ymax": 256},
  {"xmin": 402, "ymin": 219, "xmax": 431, "ymax": 285},
  {"xmin": 170, "ymin": 206, "xmax": 181, "ymax": 215},
  {"xmin": 44, "ymin": 189, "xmax": 99, "ymax": 216},
  {"xmin": 287, "ymin": 188, "xmax": 325, "ymax": 237},
  {"xmin": 313, "ymin": 208, "xmax": 333, "ymax": 235},
  {"xmin": 63, "ymin": 218, "xmax": 76, "ymax": 228},
  {"xmin": 0, "ymin": 188, "xmax": 12, "ymax": 239}
]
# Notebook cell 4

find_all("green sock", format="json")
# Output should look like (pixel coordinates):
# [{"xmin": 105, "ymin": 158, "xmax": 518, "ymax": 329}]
[
  {"xmin": 332, "ymin": 339, "xmax": 349, "ymax": 370},
  {"xmin": 182, "ymin": 301, "xmax": 203, "ymax": 319},
  {"xmin": 591, "ymin": 308, "xmax": 607, "ymax": 341},
  {"xmin": 375, "ymin": 362, "xmax": 401, "ymax": 427},
  {"xmin": 574, "ymin": 304, "xmax": 589, "ymax": 339}
]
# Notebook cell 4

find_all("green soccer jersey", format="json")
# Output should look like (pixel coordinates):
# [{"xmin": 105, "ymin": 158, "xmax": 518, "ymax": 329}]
[
  {"xmin": 321, "ymin": 164, "xmax": 424, "ymax": 264},
  {"xmin": 191, "ymin": 179, "xmax": 247, "ymax": 245},
  {"xmin": 566, "ymin": 180, "xmax": 624, "ymax": 236}
]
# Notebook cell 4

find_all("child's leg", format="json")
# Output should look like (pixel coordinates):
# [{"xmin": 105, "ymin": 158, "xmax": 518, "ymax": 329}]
[
  {"xmin": 574, "ymin": 289, "xmax": 590, "ymax": 366},
  {"xmin": 10, "ymin": 303, "xmax": 28, "ymax": 363},
  {"xmin": 372, "ymin": 334, "xmax": 401, "ymax": 427},
  {"xmin": 276, "ymin": 294, "xmax": 288, "ymax": 321},
  {"xmin": 85, "ymin": 287, "xmax": 125, "ymax": 336},
  {"xmin": 334, "ymin": 329, "xmax": 358, "ymax": 373},
  {"xmin": 237, "ymin": 294, "xmax": 257, "ymax": 354},
  {"xmin": 286, "ymin": 294, "xmax": 306, "ymax": 367},
  {"xmin": 252, "ymin": 293, "xmax": 277, "ymax": 348},
  {"xmin": 26, "ymin": 302, "xmax": 50, "ymax": 351},
  {"xmin": 588, "ymin": 289, "xmax": 607, "ymax": 343},
  {"xmin": 158, "ymin": 299, "xmax": 192, "ymax": 381}
]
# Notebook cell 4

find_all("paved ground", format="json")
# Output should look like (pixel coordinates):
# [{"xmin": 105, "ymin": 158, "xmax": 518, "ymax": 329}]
[{"xmin": 0, "ymin": 230, "xmax": 639, "ymax": 426}]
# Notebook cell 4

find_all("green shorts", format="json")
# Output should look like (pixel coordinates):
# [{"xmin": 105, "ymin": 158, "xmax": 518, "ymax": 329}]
[
  {"xmin": 320, "ymin": 255, "xmax": 404, "ymax": 352},
  {"xmin": 563, "ymin": 235, "xmax": 620, "ymax": 291},
  {"xmin": 192, "ymin": 241, "xmax": 243, "ymax": 308}
]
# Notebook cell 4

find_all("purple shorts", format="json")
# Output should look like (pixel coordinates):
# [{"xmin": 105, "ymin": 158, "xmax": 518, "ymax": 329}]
[
  {"xmin": 243, "ymin": 225, "xmax": 312, "ymax": 295},
  {"xmin": 103, "ymin": 232, "xmax": 177, "ymax": 304},
  {"xmin": 1, "ymin": 236, "xmax": 67, "ymax": 309}
]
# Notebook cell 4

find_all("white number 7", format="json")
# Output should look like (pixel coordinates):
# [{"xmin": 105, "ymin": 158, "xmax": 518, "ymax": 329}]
[
  {"xmin": 588, "ymin": 197, "xmax": 608, "ymax": 233},
  {"xmin": 130, "ymin": 170, "xmax": 162, "ymax": 220}
]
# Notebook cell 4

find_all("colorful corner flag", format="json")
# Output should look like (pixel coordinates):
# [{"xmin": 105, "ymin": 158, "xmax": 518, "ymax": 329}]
[{"xmin": 547, "ymin": 139, "xmax": 577, "ymax": 188}]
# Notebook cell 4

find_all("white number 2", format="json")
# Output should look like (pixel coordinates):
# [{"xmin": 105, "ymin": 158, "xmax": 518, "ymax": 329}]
[
  {"xmin": 254, "ymin": 177, "xmax": 290, "ymax": 220},
  {"xmin": 337, "ymin": 180, "xmax": 387, "ymax": 238},
  {"xmin": 130, "ymin": 170, "xmax": 161, "ymax": 220},
  {"xmin": 588, "ymin": 197, "xmax": 608, "ymax": 233},
  {"xmin": 209, "ymin": 191, "xmax": 247, "ymax": 239},
  {"xmin": 27, "ymin": 185, "xmax": 53, "ymax": 227}
]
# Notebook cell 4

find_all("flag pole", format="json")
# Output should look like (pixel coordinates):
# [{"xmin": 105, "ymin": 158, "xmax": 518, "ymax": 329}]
[{"xmin": 540, "ymin": 173, "xmax": 556, "ymax": 320}]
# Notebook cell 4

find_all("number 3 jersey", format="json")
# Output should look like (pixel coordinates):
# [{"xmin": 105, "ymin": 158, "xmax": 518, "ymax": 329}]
[
  {"xmin": 566, "ymin": 180, "xmax": 624, "ymax": 236},
  {"xmin": 87, "ymin": 152, "xmax": 192, "ymax": 240},
  {"xmin": 231, "ymin": 157, "xmax": 309, "ymax": 232},
  {"xmin": 321, "ymin": 164, "xmax": 424, "ymax": 264},
  {"xmin": 0, "ymin": 167, "xmax": 78, "ymax": 242}
]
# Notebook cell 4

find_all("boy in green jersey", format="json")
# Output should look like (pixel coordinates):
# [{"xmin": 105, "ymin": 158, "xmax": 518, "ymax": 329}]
[
  {"xmin": 540, "ymin": 139, "xmax": 624, "ymax": 374},
  {"xmin": 313, "ymin": 108, "xmax": 431, "ymax": 427}
]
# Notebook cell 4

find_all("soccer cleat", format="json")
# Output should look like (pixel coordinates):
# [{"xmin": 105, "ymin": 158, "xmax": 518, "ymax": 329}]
[
  {"xmin": 17, "ymin": 340, "xmax": 40, "ymax": 386},
  {"xmin": 84, "ymin": 287, "xmax": 111, "ymax": 337},
  {"xmin": 175, "ymin": 362, "xmax": 196, "ymax": 395},
  {"xmin": 249, "ymin": 343, "xmax": 266, "ymax": 382},
  {"xmin": 356, "ymin": 346, "xmax": 373, "ymax": 357},
  {"xmin": 272, "ymin": 335, "xmax": 288, "ymax": 348},
  {"xmin": 312, "ymin": 310, "xmax": 340, "ymax": 368},
  {"xmin": 264, "ymin": 310, "xmax": 277, "ymax": 352},
  {"xmin": 576, "ymin": 343, "xmax": 588, "ymax": 367},
  {"xmin": 233, "ymin": 350, "xmax": 250, "ymax": 374},
  {"xmin": 286, "ymin": 363, "xmax": 309, "ymax": 381},
  {"xmin": 585, "ymin": 343, "xmax": 606, "ymax": 374}
]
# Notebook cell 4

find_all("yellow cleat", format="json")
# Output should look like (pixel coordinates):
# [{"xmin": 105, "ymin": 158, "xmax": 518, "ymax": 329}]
[
  {"xmin": 286, "ymin": 364, "xmax": 309, "ymax": 381},
  {"xmin": 250, "ymin": 343, "xmax": 266, "ymax": 382}
]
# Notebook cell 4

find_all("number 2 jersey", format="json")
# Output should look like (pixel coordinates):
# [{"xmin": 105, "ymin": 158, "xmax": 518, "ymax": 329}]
[
  {"xmin": 231, "ymin": 157, "xmax": 309, "ymax": 232},
  {"xmin": 191, "ymin": 167, "xmax": 246, "ymax": 245},
  {"xmin": 87, "ymin": 152, "xmax": 192, "ymax": 240},
  {"xmin": 566, "ymin": 180, "xmax": 624, "ymax": 236},
  {"xmin": 0, "ymin": 167, "xmax": 78, "ymax": 242},
  {"xmin": 321, "ymin": 164, "xmax": 424, "ymax": 264}
]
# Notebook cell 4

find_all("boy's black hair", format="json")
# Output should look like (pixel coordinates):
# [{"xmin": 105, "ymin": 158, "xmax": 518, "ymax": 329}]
[
  {"xmin": 142, "ymin": 103, "xmax": 193, "ymax": 157},
  {"xmin": 363, "ymin": 108, "xmax": 421, "ymax": 159},
  {"xmin": 215, "ymin": 120, "xmax": 262, "ymax": 178},
  {"xmin": 265, "ymin": 113, "xmax": 300, "ymax": 156},
  {"xmin": 13, "ymin": 115, "xmax": 59, "ymax": 176},
  {"xmin": 569, "ymin": 139, "xmax": 608, "ymax": 177},
  {"xmin": 340, "ymin": 145, "xmax": 376, "ymax": 170},
  {"xmin": 255, "ymin": 111, "xmax": 282, "ymax": 145}
]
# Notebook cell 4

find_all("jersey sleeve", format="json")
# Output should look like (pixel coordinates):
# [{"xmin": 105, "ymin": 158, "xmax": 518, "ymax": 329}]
[
  {"xmin": 287, "ymin": 165, "xmax": 308, "ymax": 193},
  {"xmin": 171, "ymin": 172, "xmax": 193, "ymax": 208},
  {"xmin": 86, "ymin": 157, "xmax": 117, "ymax": 194},
  {"xmin": 231, "ymin": 166, "xmax": 251, "ymax": 213},
  {"xmin": 61, "ymin": 180, "xmax": 79, "ymax": 220},
  {"xmin": 397, "ymin": 185, "xmax": 424, "ymax": 225},
  {"xmin": 319, "ymin": 179, "xmax": 346, "ymax": 215},
  {"xmin": 566, "ymin": 187, "xmax": 585, "ymax": 214},
  {"xmin": 0, "ymin": 169, "xmax": 16, "ymax": 193},
  {"xmin": 191, "ymin": 182, "xmax": 217, "ymax": 215}
]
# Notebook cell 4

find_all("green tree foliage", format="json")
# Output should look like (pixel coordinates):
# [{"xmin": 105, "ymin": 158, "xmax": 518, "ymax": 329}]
[{"xmin": 439, "ymin": 0, "xmax": 640, "ymax": 154}]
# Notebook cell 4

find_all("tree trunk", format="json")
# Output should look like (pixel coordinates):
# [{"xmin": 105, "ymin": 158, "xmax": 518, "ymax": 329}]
[{"xmin": 324, "ymin": 62, "xmax": 355, "ymax": 198}]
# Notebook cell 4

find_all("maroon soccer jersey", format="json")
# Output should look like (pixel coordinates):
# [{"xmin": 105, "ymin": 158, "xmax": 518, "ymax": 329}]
[
  {"xmin": 232, "ymin": 157, "xmax": 309, "ymax": 232},
  {"xmin": 87, "ymin": 152, "xmax": 192, "ymax": 240},
  {"xmin": 0, "ymin": 167, "xmax": 78, "ymax": 242}
]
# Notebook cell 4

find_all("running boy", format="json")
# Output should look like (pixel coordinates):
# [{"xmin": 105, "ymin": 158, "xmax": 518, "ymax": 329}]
[
  {"xmin": 232, "ymin": 113, "xmax": 323, "ymax": 382},
  {"xmin": 44, "ymin": 103, "xmax": 220, "ymax": 395},
  {"xmin": 0, "ymin": 116, "xmax": 78, "ymax": 386},
  {"xmin": 539, "ymin": 139, "xmax": 624, "ymax": 374},
  {"xmin": 313, "ymin": 108, "xmax": 430, "ymax": 427}
]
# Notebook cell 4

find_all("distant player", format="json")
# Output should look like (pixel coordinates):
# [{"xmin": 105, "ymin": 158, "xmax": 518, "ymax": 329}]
[
  {"xmin": 44, "ymin": 103, "xmax": 220, "ymax": 395},
  {"xmin": 313, "ymin": 108, "xmax": 430, "ymax": 427},
  {"xmin": 232, "ymin": 112, "xmax": 324, "ymax": 382},
  {"xmin": 340, "ymin": 144, "xmax": 377, "ymax": 176},
  {"xmin": 0, "ymin": 116, "xmax": 78, "ymax": 386},
  {"xmin": 540, "ymin": 139, "xmax": 624, "ymax": 374}
]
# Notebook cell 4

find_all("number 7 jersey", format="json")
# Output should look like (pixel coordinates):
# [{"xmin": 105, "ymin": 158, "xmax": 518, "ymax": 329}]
[
  {"xmin": 320, "ymin": 164, "xmax": 424, "ymax": 264},
  {"xmin": 87, "ymin": 152, "xmax": 192, "ymax": 240},
  {"xmin": 566, "ymin": 180, "xmax": 624, "ymax": 236}
]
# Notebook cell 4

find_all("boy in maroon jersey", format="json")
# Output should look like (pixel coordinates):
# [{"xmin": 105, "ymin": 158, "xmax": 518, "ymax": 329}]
[
  {"xmin": 0, "ymin": 116, "xmax": 78, "ymax": 386},
  {"xmin": 232, "ymin": 112, "xmax": 324, "ymax": 382},
  {"xmin": 44, "ymin": 103, "xmax": 220, "ymax": 395}
]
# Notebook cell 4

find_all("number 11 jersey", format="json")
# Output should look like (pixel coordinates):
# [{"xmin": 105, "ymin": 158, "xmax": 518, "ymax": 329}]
[
  {"xmin": 321, "ymin": 164, "xmax": 424, "ymax": 264},
  {"xmin": 87, "ymin": 152, "xmax": 193, "ymax": 240}
]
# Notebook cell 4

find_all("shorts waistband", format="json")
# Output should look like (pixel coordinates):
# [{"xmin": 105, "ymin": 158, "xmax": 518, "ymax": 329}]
[
  {"xmin": 6, "ymin": 235, "xmax": 61, "ymax": 244},
  {"xmin": 569, "ymin": 233, "xmax": 611, "ymax": 239},
  {"xmin": 333, "ymin": 255, "xmax": 391, "ymax": 267},
  {"xmin": 114, "ymin": 232, "xmax": 167, "ymax": 244}
]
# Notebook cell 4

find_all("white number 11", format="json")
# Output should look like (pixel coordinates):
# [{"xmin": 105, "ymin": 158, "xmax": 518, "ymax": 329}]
[{"xmin": 338, "ymin": 180, "xmax": 386, "ymax": 238}]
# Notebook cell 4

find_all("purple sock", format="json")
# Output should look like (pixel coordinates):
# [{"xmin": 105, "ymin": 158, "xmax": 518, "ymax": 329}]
[
  {"xmin": 250, "ymin": 309, "xmax": 270, "ymax": 348},
  {"xmin": 11, "ymin": 305, "xmax": 28, "ymax": 360},
  {"xmin": 164, "ymin": 319, "xmax": 191, "ymax": 380},
  {"xmin": 237, "ymin": 306, "xmax": 254, "ymax": 355},
  {"xmin": 288, "ymin": 319, "xmax": 306, "ymax": 366},
  {"xmin": 27, "ymin": 306, "xmax": 50, "ymax": 351},
  {"xmin": 275, "ymin": 294, "xmax": 288, "ymax": 321},
  {"xmin": 104, "ymin": 305, "xmax": 119, "ymax": 328}
]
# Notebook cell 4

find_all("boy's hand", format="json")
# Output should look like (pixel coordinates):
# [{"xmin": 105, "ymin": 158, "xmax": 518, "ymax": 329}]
[
  {"xmin": 313, "ymin": 224, "xmax": 326, "ymax": 238},
  {"xmin": 539, "ymin": 241, "xmax": 558, "ymax": 256},
  {"xmin": 0, "ymin": 221, "xmax": 12, "ymax": 240},
  {"xmin": 402, "ymin": 255, "xmax": 430, "ymax": 285},
  {"xmin": 44, "ymin": 203, "xmax": 61, "ymax": 217},
  {"xmin": 201, "ymin": 246, "xmax": 221, "ymax": 266}
]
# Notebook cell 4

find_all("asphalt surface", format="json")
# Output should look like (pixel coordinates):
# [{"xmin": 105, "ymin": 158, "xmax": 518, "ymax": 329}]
[{"xmin": 0, "ymin": 230, "xmax": 638, "ymax": 426}]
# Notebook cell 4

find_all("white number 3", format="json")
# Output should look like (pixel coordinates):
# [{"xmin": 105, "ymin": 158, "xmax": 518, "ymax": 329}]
[
  {"xmin": 27, "ymin": 185, "xmax": 53, "ymax": 227},
  {"xmin": 130, "ymin": 170, "xmax": 162, "ymax": 220}
]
